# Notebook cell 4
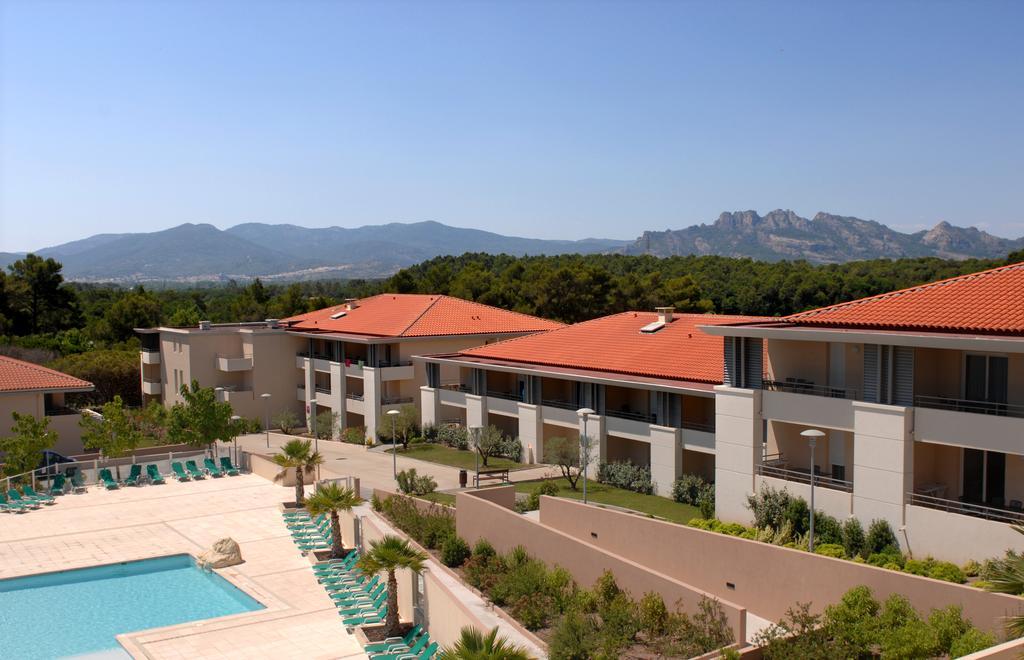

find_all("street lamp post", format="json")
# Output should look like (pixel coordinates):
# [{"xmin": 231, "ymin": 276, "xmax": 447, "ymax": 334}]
[
  {"xmin": 309, "ymin": 399, "xmax": 320, "ymax": 481},
  {"xmin": 230, "ymin": 415, "xmax": 241, "ymax": 466},
  {"xmin": 387, "ymin": 409, "xmax": 401, "ymax": 482},
  {"xmin": 576, "ymin": 408, "xmax": 595, "ymax": 504},
  {"xmin": 800, "ymin": 428, "xmax": 826, "ymax": 553},
  {"xmin": 470, "ymin": 425, "xmax": 482, "ymax": 488},
  {"xmin": 260, "ymin": 393, "xmax": 271, "ymax": 449}
]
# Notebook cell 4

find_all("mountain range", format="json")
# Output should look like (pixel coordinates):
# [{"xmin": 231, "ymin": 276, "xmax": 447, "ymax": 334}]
[{"xmin": 1, "ymin": 212, "xmax": 1020, "ymax": 282}]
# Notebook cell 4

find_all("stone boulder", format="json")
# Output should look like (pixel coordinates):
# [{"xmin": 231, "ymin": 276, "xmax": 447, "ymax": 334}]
[{"xmin": 198, "ymin": 537, "xmax": 243, "ymax": 568}]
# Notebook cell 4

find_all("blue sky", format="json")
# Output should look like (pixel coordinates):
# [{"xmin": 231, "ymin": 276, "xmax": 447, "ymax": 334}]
[{"xmin": 1, "ymin": 0, "xmax": 1022, "ymax": 251}]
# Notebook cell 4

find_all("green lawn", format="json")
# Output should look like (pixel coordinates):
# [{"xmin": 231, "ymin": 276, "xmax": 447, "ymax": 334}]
[
  {"xmin": 416, "ymin": 491, "xmax": 456, "ymax": 506},
  {"xmin": 514, "ymin": 477, "xmax": 701, "ymax": 524},
  {"xmin": 387, "ymin": 443, "xmax": 527, "ymax": 471}
]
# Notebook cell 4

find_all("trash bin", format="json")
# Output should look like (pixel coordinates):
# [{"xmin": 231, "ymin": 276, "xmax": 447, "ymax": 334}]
[{"xmin": 458, "ymin": 469, "xmax": 468, "ymax": 488}]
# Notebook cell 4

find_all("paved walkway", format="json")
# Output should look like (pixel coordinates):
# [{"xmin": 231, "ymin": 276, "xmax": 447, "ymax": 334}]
[
  {"xmin": 236, "ymin": 432, "xmax": 559, "ymax": 494},
  {"xmin": 0, "ymin": 474, "xmax": 366, "ymax": 660}
]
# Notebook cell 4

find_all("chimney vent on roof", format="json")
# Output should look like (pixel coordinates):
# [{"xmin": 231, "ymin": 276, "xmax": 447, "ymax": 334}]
[
  {"xmin": 655, "ymin": 307, "xmax": 675, "ymax": 324},
  {"xmin": 198, "ymin": 320, "xmax": 211, "ymax": 331},
  {"xmin": 265, "ymin": 318, "xmax": 279, "ymax": 329},
  {"xmin": 345, "ymin": 298, "xmax": 359, "ymax": 311}
]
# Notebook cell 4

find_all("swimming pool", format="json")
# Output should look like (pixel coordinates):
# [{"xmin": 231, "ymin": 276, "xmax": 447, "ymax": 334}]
[{"xmin": 0, "ymin": 554, "xmax": 265, "ymax": 659}]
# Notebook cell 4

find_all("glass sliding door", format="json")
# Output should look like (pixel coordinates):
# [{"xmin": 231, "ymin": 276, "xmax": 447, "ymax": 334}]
[{"xmin": 962, "ymin": 448, "xmax": 1007, "ymax": 506}]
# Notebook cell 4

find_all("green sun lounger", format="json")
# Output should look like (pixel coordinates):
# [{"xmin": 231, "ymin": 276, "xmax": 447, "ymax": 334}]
[
  {"xmin": 123, "ymin": 464, "xmax": 142, "ymax": 486},
  {"xmin": 22, "ymin": 485, "xmax": 55, "ymax": 504},
  {"xmin": 0, "ymin": 491, "xmax": 29, "ymax": 513},
  {"xmin": 369, "ymin": 635, "xmax": 431, "ymax": 660},
  {"xmin": 364, "ymin": 624, "xmax": 423, "ymax": 655},
  {"xmin": 203, "ymin": 458, "xmax": 223, "ymax": 477},
  {"xmin": 185, "ymin": 460, "xmax": 206, "ymax": 479},
  {"xmin": 48, "ymin": 474, "xmax": 67, "ymax": 496},
  {"xmin": 342, "ymin": 604, "xmax": 385, "ymax": 627},
  {"xmin": 98, "ymin": 469, "xmax": 119, "ymax": 490},
  {"xmin": 7, "ymin": 488, "xmax": 41, "ymax": 508},
  {"xmin": 69, "ymin": 470, "xmax": 87, "ymax": 493},
  {"xmin": 171, "ymin": 462, "xmax": 191, "ymax": 481},
  {"xmin": 146, "ymin": 464, "xmax": 165, "ymax": 484},
  {"xmin": 219, "ymin": 456, "xmax": 240, "ymax": 476}
]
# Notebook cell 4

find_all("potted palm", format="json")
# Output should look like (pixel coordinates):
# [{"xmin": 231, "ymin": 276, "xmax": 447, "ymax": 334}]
[
  {"xmin": 438, "ymin": 626, "xmax": 533, "ymax": 660},
  {"xmin": 304, "ymin": 483, "xmax": 362, "ymax": 560},
  {"xmin": 272, "ymin": 438, "xmax": 324, "ymax": 508},
  {"xmin": 356, "ymin": 534, "xmax": 428, "ymax": 638}
]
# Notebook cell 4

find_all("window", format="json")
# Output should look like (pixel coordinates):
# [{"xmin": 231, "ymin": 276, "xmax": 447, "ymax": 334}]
[
  {"xmin": 964, "ymin": 354, "xmax": 1008, "ymax": 404},
  {"xmin": 963, "ymin": 448, "xmax": 1006, "ymax": 506}
]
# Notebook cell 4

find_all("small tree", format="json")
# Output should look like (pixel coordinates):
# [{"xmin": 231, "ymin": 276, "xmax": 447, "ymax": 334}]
[
  {"xmin": 357, "ymin": 535, "xmax": 429, "ymax": 637},
  {"xmin": 79, "ymin": 396, "xmax": 144, "ymax": 478},
  {"xmin": 167, "ymin": 380, "xmax": 235, "ymax": 453},
  {"xmin": 304, "ymin": 483, "xmax": 361, "ymax": 558},
  {"xmin": 135, "ymin": 400, "xmax": 169, "ymax": 445},
  {"xmin": 272, "ymin": 438, "xmax": 324, "ymax": 505},
  {"xmin": 544, "ymin": 436, "xmax": 583, "ymax": 490},
  {"xmin": 438, "ymin": 626, "xmax": 532, "ymax": 660},
  {"xmin": 390, "ymin": 404, "xmax": 419, "ymax": 450},
  {"xmin": 314, "ymin": 410, "xmax": 338, "ymax": 440},
  {"xmin": 0, "ymin": 412, "xmax": 57, "ymax": 479},
  {"xmin": 473, "ymin": 425, "xmax": 505, "ymax": 467},
  {"xmin": 273, "ymin": 409, "xmax": 300, "ymax": 435}
]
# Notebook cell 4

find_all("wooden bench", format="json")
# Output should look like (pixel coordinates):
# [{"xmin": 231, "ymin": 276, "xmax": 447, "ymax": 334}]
[{"xmin": 473, "ymin": 467, "xmax": 510, "ymax": 487}]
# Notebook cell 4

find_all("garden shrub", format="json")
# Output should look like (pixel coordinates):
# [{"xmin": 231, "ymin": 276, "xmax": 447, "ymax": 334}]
[
  {"xmin": 341, "ymin": 426, "xmax": 366, "ymax": 445},
  {"xmin": 437, "ymin": 424, "xmax": 469, "ymax": 450},
  {"xmin": 395, "ymin": 468, "xmax": 438, "ymax": 496},
  {"xmin": 376, "ymin": 494, "xmax": 455, "ymax": 549},
  {"xmin": 638, "ymin": 592, "xmax": 669, "ymax": 637},
  {"xmin": 549, "ymin": 610, "xmax": 597, "ymax": 660},
  {"xmin": 524, "ymin": 479, "xmax": 560, "ymax": 511},
  {"xmin": 440, "ymin": 535, "xmax": 471, "ymax": 567},
  {"xmin": 719, "ymin": 522, "xmax": 748, "ymax": 537},
  {"xmin": 597, "ymin": 461, "xmax": 654, "ymax": 494},
  {"xmin": 697, "ymin": 486, "xmax": 715, "ymax": 520},
  {"xmin": 497, "ymin": 434, "xmax": 523, "ymax": 462},
  {"xmin": 814, "ymin": 543, "xmax": 846, "ymax": 559},
  {"xmin": 472, "ymin": 538, "xmax": 495, "ymax": 559},
  {"xmin": 903, "ymin": 558, "xmax": 932, "ymax": 577},
  {"xmin": 961, "ymin": 559, "xmax": 981, "ymax": 577},
  {"xmin": 950, "ymin": 628, "xmax": 997, "ymax": 657},
  {"xmin": 596, "ymin": 592, "xmax": 640, "ymax": 657},
  {"xmin": 746, "ymin": 485, "xmax": 791, "ymax": 531},
  {"xmin": 927, "ymin": 561, "xmax": 966, "ymax": 584},
  {"xmin": 783, "ymin": 496, "xmax": 810, "ymax": 536},
  {"xmin": 672, "ymin": 473, "xmax": 708, "ymax": 505},
  {"xmin": 927, "ymin": 605, "xmax": 972, "ymax": 652},
  {"xmin": 420, "ymin": 423, "xmax": 439, "ymax": 443},
  {"xmin": 841, "ymin": 517, "xmax": 866, "ymax": 558},
  {"xmin": 593, "ymin": 570, "xmax": 622, "ymax": 605},
  {"xmin": 866, "ymin": 518, "xmax": 900, "ymax": 555},
  {"xmin": 812, "ymin": 512, "xmax": 844, "ymax": 545}
]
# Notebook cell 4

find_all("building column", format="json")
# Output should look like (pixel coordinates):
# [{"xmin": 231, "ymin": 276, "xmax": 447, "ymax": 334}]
[
  {"xmin": 851, "ymin": 401, "xmax": 913, "ymax": 549},
  {"xmin": 517, "ymin": 403, "xmax": 543, "ymax": 464},
  {"xmin": 329, "ymin": 361, "xmax": 345, "ymax": 439},
  {"xmin": 650, "ymin": 425, "xmax": 682, "ymax": 497},
  {"xmin": 420, "ymin": 387, "xmax": 442, "ymax": 428},
  {"xmin": 303, "ymin": 358, "xmax": 316, "ymax": 430},
  {"xmin": 713, "ymin": 386, "xmax": 764, "ymax": 523},
  {"xmin": 466, "ymin": 394, "xmax": 487, "ymax": 430},
  {"xmin": 363, "ymin": 367, "xmax": 380, "ymax": 441}
]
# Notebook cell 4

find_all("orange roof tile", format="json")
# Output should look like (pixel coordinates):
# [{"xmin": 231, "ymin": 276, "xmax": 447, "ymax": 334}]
[
  {"xmin": 783, "ymin": 261, "xmax": 1024, "ymax": 335},
  {"xmin": 283, "ymin": 294, "xmax": 563, "ymax": 338},
  {"xmin": 0, "ymin": 355, "xmax": 94, "ymax": 393},
  {"xmin": 460, "ymin": 312, "xmax": 771, "ymax": 384}
]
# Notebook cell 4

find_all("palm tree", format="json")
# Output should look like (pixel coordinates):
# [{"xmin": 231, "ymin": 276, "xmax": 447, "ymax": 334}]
[
  {"xmin": 357, "ymin": 535, "xmax": 428, "ymax": 637},
  {"xmin": 983, "ymin": 524, "xmax": 1024, "ymax": 636},
  {"xmin": 304, "ymin": 483, "xmax": 362, "ymax": 558},
  {"xmin": 272, "ymin": 438, "xmax": 323, "ymax": 506},
  {"xmin": 437, "ymin": 626, "xmax": 533, "ymax": 660}
]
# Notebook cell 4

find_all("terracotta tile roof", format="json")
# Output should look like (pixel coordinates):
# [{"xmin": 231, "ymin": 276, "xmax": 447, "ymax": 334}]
[
  {"xmin": 460, "ymin": 312, "xmax": 771, "ymax": 384},
  {"xmin": 783, "ymin": 261, "xmax": 1024, "ymax": 335},
  {"xmin": 283, "ymin": 294, "xmax": 563, "ymax": 338},
  {"xmin": 0, "ymin": 355, "xmax": 94, "ymax": 393}
]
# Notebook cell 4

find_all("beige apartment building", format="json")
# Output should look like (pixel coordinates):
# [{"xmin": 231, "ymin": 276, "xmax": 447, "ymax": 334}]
[
  {"xmin": 419, "ymin": 308, "xmax": 767, "ymax": 495},
  {"xmin": 138, "ymin": 294, "xmax": 560, "ymax": 440},
  {"xmin": 703, "ymin": 261, "xmax": 1024, "ymax": 562},
  {"xmin": 0, "ymin": 355, "xmax": 95, "ymax": 456}
]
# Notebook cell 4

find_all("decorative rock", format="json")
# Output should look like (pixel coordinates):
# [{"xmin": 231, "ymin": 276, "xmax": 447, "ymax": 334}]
[{"xmin": 198, "ymin": 537, "xmax": 244, "ymax": 568}]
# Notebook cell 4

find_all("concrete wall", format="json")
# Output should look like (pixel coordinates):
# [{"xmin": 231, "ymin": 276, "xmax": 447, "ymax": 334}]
[
  {"xmin": 904, "ymin": 504, "xmax": 1024, "ymax": 565},
  {"xmin": 0, "ymin": 392, "xmax": 86, "ymax": 456},
  {"xmin": 249, "ymin": 452, "xmax": 293, "ymax": 486},
  {"xmin": 455, "ymin": 488, "xmax": 748, "ymax": 644},
  {"xmin": 714, "ymin": 386, "xmax": 763, "ymax": 522},
  {"xmin": 537, "ymin": 496, "xmax": 1024, "ymax": 635}
]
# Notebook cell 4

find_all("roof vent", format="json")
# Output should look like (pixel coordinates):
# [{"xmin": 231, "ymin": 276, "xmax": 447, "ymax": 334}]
[
  {"xmin": 345, "ymin": 298, "xmax": 359, "ymax": 311},
  {"xmin": 655, "ymin": 306, "xmax": 675, "ymax": 324},
  {"xmin": 265, "ymin": 318, "xmax": 280, "ymax": 329},
  {"xmin": 198, "ymin": 320, "xmax": 212, "ymax": 331},
  {"xmin": 329, "ymin": 311, "xmax": 347, "ymax": 320},
  {"xmin": 640, "ymin": 320, "xmax": 666, "ymax": 334}
]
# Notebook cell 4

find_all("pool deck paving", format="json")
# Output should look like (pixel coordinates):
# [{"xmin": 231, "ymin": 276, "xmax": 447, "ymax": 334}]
[{"xmin": 0, "ymin": 473, "xmax": 367, "ymax": 659}]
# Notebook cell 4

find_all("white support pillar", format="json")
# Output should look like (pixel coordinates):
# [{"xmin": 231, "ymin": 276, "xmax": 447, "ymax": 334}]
[
  {"xmin": 713, "ymin": 386, "xmax": 764, "ymax": 523},
  {"xmin": 303, "ymin": 358, "xmax": 316, "ymax": 429},
  {"xmin": 420, "ymin": 386, "xmax": 442, "ymax": 428},
  {"xmin": 329, "ymin": 361, "xmax": 345, "ymax": 439},
  {"xmin": 650, "ymin": 425, "xmax": 682, "ymax": 497},
  {"xmin": 466, "ymin": 394, "xmax": 487, "ymax": 430},
  {"xmin": 852, "ymin": 401, "xmax": 913, "ymax": 549},
  {"xmin": 363, "ymin": 367, "xmax": 380, "ymax": 442},
  {"xmin": 517, "ymin": 403, "xmax": 543, "ymax": 464}
]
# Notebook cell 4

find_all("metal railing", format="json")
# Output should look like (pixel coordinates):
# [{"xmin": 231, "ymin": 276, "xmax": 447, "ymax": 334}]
[
  {"xmin": 44, "ymin": 405, "xmax": 82, "ymax": 417},
  {"xmin": 907, "ymin": 492, "xmax": 1024, "ymax": 524},
  {"xmin": 915, "ymin": 395, "xmax": 1024, "ymax": 420},
  {"xmin": 314, "ymin": 385, "xmax": 332, "ymax": 395},
  {"xmin": 757, "ymin": 463, "xmax": 853, "ymax": 493},
  {"xmin": 486, "ymin": 389, "xmax": 523, "ymax": 402},
  {"xmin": 541, "ymin": 398, "xmax": 578, "ymax": 411},
  {"xmin": 381, "ymin": 396, "xmax": 414, "ymax": 405},
  {"xmin": 681, "ymin": 419, "xmax": 716, "ymax": 433},
  {"xmin": 763, "ymin": 377, "xmax": 857, "ymax": 400},
  {"xmin": 440, "ymin": 382, "xmax": 473, "ymax": 393},
  {"xmin": 378, "ymin": 360, "xmax": 414, "ymax": 368},
  {"xmin": 606, "ymin": 408, "xmax": 656, "ymax": 423},
  {"xmin": 346, "ymin": 393, "xmax": 365, "ymax": 401}
]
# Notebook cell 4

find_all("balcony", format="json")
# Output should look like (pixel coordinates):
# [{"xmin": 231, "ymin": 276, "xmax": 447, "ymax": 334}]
[
  {"xmin": 217, "ymin": 388, "xmax": 253, "ymax": 403},
  {"xmin": 756, "ymin": 462, "xmax": 853, "ymax": 493},
  {"xmin": 314, "ymin": 385, "xmax": 332, "ymax": 395},
  {"xmin": 346, "ymin": 392, "xmax": 365, "ymax": 401},
  {"xmin": 914, "ymin": 396, "xmax": 1024, "ymax": 454},
  {"xmin": 380, "ymin": 363, "xmax": 415, "ymax": 382},
  {"xmin": 438, "ymin": 388, "xmax": 468, "ymax": 408},
  {"xmin": 441, "ymin": 382, "xmax": 472, "ymax": 393},
  {"xmin": 907, "ymin": 492, "xmax": 1024, "ymax": 525},
  {"xmin": 297, "ymin": 384, "xmax": 306, "ymax": 401},
  {"xmin": 140, "ymin": 349, "xmax": 161, "ymax": 365},
  {"xmin": 296, "ymin": 351, "xmax": 334, "ymax": 372},
  {"xmin": 606, "ymin": 408, "xmax": 655, "ymax": 424},
  {"xmin": 762, "ymin": 379, "xmax": 856, "ymax": 431},
  {"xmin": 142, "ymin": 380, "xmax": 162, "ymax": 395},
  {"xmin": 217, "ymin": 355, "xmax": 253, "ymax": 372},
  {"xmin": 764, "ymin": 378, "xmax": 857, "ymax": 400}
]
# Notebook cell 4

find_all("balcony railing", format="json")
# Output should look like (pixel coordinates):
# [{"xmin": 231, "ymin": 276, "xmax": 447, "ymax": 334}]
[
  {"xmin": 907, "ymin": 492, "xmax": 1024, "ymax": 524},
  {"xmin": 381, "ymin": 396, "xmax": 414, "ymax": 405},
  {"xmin": 440, "ymin": 382, "xmax": 473, "ymax": 393},
  {"xmin": 486, "ymin": 389, "xmax": 523, "ymax": 402},
  {"xmin": 541, "ymin": 398, "xmax": 578, "ymax": 411},
  {"xmin": 757, "ymin": 463, "xmax": 853, "ymax": 493},
  {"xmin": 378, "ymin": 360, "xmax": 414, "ymax": 368},
  {"xmin": 915, "ymin": 395, "xmax": 1024, "ymax": 420},
  {"xmin": 314, "ymin": 385, "xmax": 331, "ymax": 395},
  {"xmin": 45, "ymin": 405, "xmax": 81, "ymax": 417},
  {"xmin": 607, "ymin": 408, "xmax": 656, "ymax": 423},
  {"xmin": 681, "ymin": 419, "xmax": 715, "ymax": 433},
  {"xmin": 764, "ymin": 377, "xmax": 857, "ymax": 400},
  {"xmin": 346, "ymin": 393, "xmax": 364, "ymax": 401}
]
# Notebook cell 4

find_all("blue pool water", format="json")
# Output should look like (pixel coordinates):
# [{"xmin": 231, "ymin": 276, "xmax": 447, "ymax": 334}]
[{"xmin": 0, "ymin": 554, "xmax": 265, "ymax": 659}]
